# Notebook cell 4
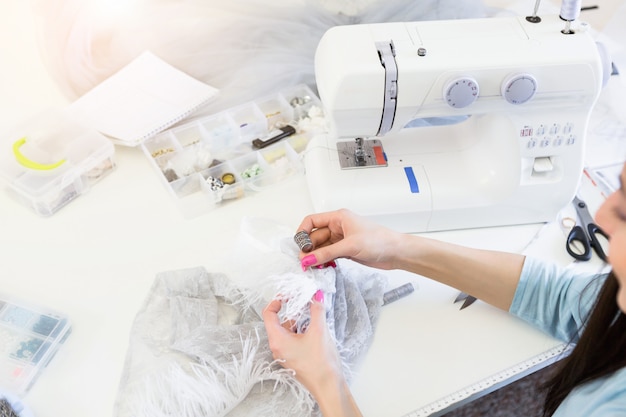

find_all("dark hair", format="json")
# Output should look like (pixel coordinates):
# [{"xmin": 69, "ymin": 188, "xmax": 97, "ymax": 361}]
[{"xmin": 543, "ymin": 271, "xmax": 626, "ymax": 416}]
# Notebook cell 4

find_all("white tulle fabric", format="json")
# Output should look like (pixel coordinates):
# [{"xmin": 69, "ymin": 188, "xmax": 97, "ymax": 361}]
[
  {"xmin": 30, "ymin": 0, "xmax": 486, "ymax": 115},
  {"xmin": 114, "ymin": 217, "xmax": 388, "ymax": 417}
]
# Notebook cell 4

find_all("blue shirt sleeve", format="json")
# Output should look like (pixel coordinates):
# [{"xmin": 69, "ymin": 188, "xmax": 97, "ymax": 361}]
[{"xmin": 509, "ymin": 256, "xmax": 605, "ymax": 342}]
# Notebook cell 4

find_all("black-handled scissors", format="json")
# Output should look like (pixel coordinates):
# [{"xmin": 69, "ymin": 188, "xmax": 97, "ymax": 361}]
[
  {"xmin": 566, "ymin": 196, "xmax": 609, "ymax": 262},
  {"xmin": 454, "ymin": 292, "xmax": 476, "ymax": 310}
]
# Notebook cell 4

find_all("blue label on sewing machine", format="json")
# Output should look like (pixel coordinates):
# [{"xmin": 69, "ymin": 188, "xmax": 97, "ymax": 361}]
[{"xmin": 404, "ymin": 167, "xmax": 419, "ymax": 193}]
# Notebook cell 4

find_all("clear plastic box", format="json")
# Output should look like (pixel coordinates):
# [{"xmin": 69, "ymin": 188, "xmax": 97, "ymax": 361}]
[
  {"xmin": 141, "ymin": 84, "xmax": 327, "ymax": 217},
  {"xmin": 0, "ymin": 109, "xmax": 116, "ymax": 216},
  {"xmin": 0, "ymin": 294, "xmax": 71, "ymax": 396}
]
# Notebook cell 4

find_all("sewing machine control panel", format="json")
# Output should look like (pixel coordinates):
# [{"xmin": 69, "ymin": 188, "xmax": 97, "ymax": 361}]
[
  {"xmin": 520, "ymin": 122, "xmax": 577, "ymax": 150},
  {"xmin": 518, "ymin": 118, "xmax": 580, "ymax": 178},
  {"xmin": 444, "ymin": 73, "xmax": 539, "ymax": 109},
  {"xmin": 443, "ymin": 77, "xmax": 479, "ymax": 108},
  {"xmin": 502, "ymin": 74, "xmax": 538, "ymax": 105}
]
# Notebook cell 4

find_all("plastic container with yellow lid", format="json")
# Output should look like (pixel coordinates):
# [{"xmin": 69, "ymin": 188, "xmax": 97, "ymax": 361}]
[{"xmin": 0, "ymin": 109, "xmax": 116, "ymax": 216}]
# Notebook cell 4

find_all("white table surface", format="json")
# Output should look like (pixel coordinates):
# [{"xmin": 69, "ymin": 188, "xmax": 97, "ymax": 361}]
[{"xmin": 0, "ymin": 1, "xmax": 622, "ymax": 416}]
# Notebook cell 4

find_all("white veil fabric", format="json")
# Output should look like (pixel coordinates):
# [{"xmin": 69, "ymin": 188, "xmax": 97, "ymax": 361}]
[
  {"xmin": 30, "ymin": 0, "xmax": 487, "ymax": 115},
  {"xmin": 114, "ymin": 217, "xmax": 389, "ymax": 417}
]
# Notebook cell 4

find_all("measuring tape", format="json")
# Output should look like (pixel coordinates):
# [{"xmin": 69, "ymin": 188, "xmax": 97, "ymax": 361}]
[{"xmin": 402, "ymin": 343, "xmax": 571, "ymax": 417}]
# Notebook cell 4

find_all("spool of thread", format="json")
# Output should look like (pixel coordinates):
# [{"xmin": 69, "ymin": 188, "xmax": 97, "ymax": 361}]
[
  {"xmin": 294, "ymin": 230, "xmax": 313, "ymax": 252},
  {"xmin": 383, "ymin": 283, "xmax": 415, "ymax": 305},
  {"xmin": 559, "ymin": 0, "xmax": 582, "ymax": 21}
]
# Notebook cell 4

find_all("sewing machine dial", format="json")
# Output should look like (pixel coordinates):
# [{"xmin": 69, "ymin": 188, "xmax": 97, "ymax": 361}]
[
  {"xmin": 502, "ymin": 74, "xmax": 538, "ymax": 105},
  {"xmin": 444, "ymin": 77, "xmax": 479, "ymax": 108}
]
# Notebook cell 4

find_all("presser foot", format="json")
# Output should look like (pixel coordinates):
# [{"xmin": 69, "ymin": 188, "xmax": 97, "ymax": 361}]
[{"xmin": 337, "ymin": 138, "xmax": 388, "ymax": 169}]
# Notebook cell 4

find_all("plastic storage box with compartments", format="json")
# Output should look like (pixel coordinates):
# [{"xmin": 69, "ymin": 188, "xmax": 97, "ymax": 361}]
[
  {"xmin": 141, "ymin": 84, "xmax": 327, "ymax": 217},
  {"xmin": 0, "ymin": 293, "xmax": 71, "ymax": 396},
  {"xmin": 0, "ymin": 109, "xmax": 116, "ymax": 216}
]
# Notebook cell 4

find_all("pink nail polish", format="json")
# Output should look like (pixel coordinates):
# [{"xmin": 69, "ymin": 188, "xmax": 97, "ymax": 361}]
[
  {"xmin": 301, "ymin": 254, "xmax": 317, "ymax": 270},
  {"xmin": 315, "ymin": 260, "xmax": 337, "ymax": 269},
  {"xmin": 314, "ymin": 290, "xmax": 324, "ymax": 303}
]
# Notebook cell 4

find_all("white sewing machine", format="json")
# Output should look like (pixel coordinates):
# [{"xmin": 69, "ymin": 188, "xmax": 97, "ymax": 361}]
[{"xmin": 305, "ymin": 13, "xmax": 609, "ymax": 233}]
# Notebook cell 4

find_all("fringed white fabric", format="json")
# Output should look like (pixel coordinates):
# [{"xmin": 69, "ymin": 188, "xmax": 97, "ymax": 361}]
[
  {"xmin": 114, "ymin": 218, "xmax": 388, "ymax": 417},
  {"xmin": 30, "ymin": 0, "xmax": 487, "ymax": 115},
  {"xmin": 133, "ymin": 336, "xmax": 316, "ymax": 417},
  {"xmin": 226, "ymin": 217, "xmax": 338, "ymax": 329}
]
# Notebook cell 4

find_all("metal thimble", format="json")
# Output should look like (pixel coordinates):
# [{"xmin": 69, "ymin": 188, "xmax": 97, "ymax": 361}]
[{"xmin": 294, "ymin": 230, "xmax": 313, "ymax": 252}]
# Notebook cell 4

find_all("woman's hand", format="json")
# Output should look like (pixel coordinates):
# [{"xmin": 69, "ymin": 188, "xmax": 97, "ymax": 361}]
[
  {"xmin": 296, "ymin": 208, "xmax": 524, "ymax": 311},
  {"xmin": 297, "ymin": 209, "xmax": 404, "ymax": 270},
  {"xmin": 262, "ymin": 291, "xmax": 363, "ymax": 417},
  {"xmin": 263, "ymin": 291, "xmax": 343, "ymax": 396}
]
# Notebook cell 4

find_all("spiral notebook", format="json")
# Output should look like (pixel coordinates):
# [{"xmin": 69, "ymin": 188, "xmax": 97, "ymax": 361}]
[{"xmin": 68, "ymin": 51, "xmax": 219, "ymax": 147}]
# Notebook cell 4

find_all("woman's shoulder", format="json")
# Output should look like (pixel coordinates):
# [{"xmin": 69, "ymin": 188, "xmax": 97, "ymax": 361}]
[{"xmin": 555, "ymin": 367, "xmax": 626, "ymax": 416}]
